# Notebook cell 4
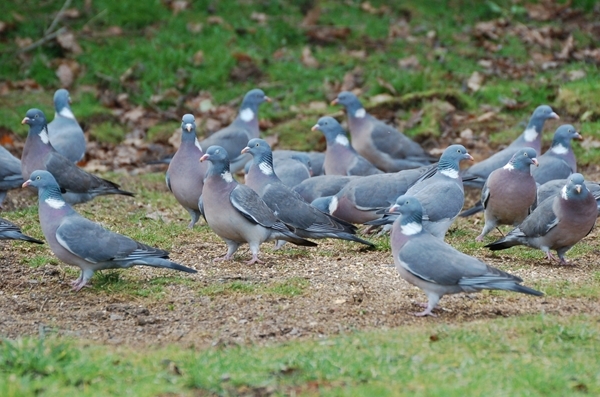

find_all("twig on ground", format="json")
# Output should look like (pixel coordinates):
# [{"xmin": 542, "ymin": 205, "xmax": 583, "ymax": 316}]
[{"xmin": 45, "ymin": 0, "xmax": 73, "ymax": 35}]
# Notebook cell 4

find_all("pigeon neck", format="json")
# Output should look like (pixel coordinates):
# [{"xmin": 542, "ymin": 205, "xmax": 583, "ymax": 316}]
[
  {"xmin": 399, "ymin": 211, "xmax": 423, "ymax": 235},
  {"xmin": 253, "ymin": 152, "xmax": 275, "ymax": 176},
  {"xmin": 206, "ymin": 160, "xmax": 231, "ymax": 181},
  {"xmin": 28, "ymin": 123, "xmax": 51, "ymax": 147},
  {"xmin": 550, "ymin": 143, "xmax": 568, "ymax": 155},
  {"xmin": 343, "ymin": 98, "xmax": 364, "ymax": 118},
  {"xmin": 437, "ymin": 156, "xmax": 459, "ymax": 178},
  {"xmin": 181, "ymin": 129, "xmax": 203, "ymax": 152},
  {"xmin": 236, "ymin": 103, "xmax": 260, "ymax": 136},
  {"xmin": 330, "ymin": 133, "xmax": 350, "ymax": 147},
  {"xmin": 39, "ymin": 185, "xmax": 68, "ymax": 210},
  {"xmin": 523, "ymin": 117, "xmax": 546, "ymax": 143},
  {"xmin": 57, "ymin": 106, "xmax": 75, "ymax": 120}
]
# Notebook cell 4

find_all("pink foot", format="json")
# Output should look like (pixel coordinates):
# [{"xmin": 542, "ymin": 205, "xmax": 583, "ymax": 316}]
[
  {"xmin": 475, "ymin": 235, "xmax": 484, "ymax": 242},
  {"xmin": 213, "ymin": 255, "xmax": 232, "ymax": 263},
  {"xmin": 245, "ymin": 255, "xmax": 264, "ymax": 265},
  {"xmin": 413, "ymin": 310, "xmax": 437, "ymax": 317},
  {"xmin": 72, "ymin": 280, "xmax": 90, "ymax": 292}
]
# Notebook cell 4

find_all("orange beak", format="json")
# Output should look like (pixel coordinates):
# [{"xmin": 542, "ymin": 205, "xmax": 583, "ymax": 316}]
[
  {"xmin": 21, "ymin": 117, "xmax": 29, "ymax": 125},
  {"xmin": 330, "ymin": 98, "xmax": 339, "ymax": 105},
  {"xmin": 241, "ymin": 147, "xmax": 250, "ymax": 154},
  {"xmin": 549, "ymin": 112, "xmax": 560, "ymax": 120},
  {"xmin": 264, "ymin": 96, "xmax": 272, "ymax": 103},
  {"xmin": 311, "ymin": 124, "xmax": 319, "ymax": 132},
  {"xmin": 199, "ymin": 154, "xmax": 209, "ymax": 162},
  {"xmin": 22, "ymin": 179, "xmax": 31, "ymax": 188}
]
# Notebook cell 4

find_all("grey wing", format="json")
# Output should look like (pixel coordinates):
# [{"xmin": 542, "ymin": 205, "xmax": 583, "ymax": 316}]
[
  {"xmin": 350, "ymin": 156, "xmax": 382, "ymax": 176},
  {"xmin": 198, "ymin": 194, "xmax": 206, "ymax": 222},
  {"xmin": 398, "ymin": 235, "xmax": 488, "ymax": 285},
  {"xmin": 230, "ymin": 185, "xmax": 278, "ymax": 227},
  {"xmin": 480, "ymin": 178, "xmax": 491, "ymax": 209},
  {"xmin": 55, "ymin": 216, "xmax": 168, "ymax": 263},
  {"xmin": 510, "ymin": 197, "xmax": 558, "ymax": 237},
  {"xmin": 200, "ymin": 125, "xmax": 250, "ymax": 164},
  {"xmin": 45, "ymin": 152, "xmax": 116, "ymax": 192},
  {"xmin": 414, "ymin": 181, "xmax": 464, "ymax": 222}
]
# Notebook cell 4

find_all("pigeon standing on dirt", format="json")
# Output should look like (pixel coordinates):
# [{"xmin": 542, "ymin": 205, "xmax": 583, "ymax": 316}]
[
  {"xmin": 0, "ymin": 217, "xmax": 43, "ymax": 244},
  {"xmin": 390, "ymin": 195, "xmax": 543, "ymax": 317},
  {"xmin": 199, "ymin": 89, "xmax": 270, "ymax": 173},
  {"xmin": 200, "ymin": 146, "xmax": 316, "ymax": 264},
  {"xmin": 20, "ymin": 109, "xmax": 134, "ymax": 204},
  {"xmin": 475, "ymin": 148, "xmax": 539, "ymax": 241},
  {"xmin": 531, "ymin": 125, "xmax": 582, "ymax": 185},
  {"xmin": 366, "ymin": 145, "xmax": 473, "ymax": 238},
  {"xmin": 331, "ymin": 91, "xmax": 435, "ymax": 172},
  {"xmin": 47, "ymin": 89, "xmax": 86, "ymax": 163},
  {"xmin": 23, "ymin": 170, "xmax": 196, "ymax": 291},
  {"xmin": 312, "ymin": 116, "xmax": 383, "ymax": 176},
  {"xmin": 486, "ymin": 173, "xmax": 597, "ymax": 265},
  {"xmin": 242, "ymin": 138, "xmax": 373, "ymax": 246},
  {"xmin": 0, "ymin": 146, "xmax": 24, "ymax": 207},
  {"xmin": 461, "ymin": 105, "xmax": 559, "ymax": 189},
  {"xmin": 166, "ymin": 114, "xmax": 207, "ymax": 228}
]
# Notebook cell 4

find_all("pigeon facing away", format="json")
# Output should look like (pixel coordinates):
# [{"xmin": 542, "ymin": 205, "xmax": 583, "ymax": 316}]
[
  {"xmin": 367, "ymin": 144, "xmax": 473, "ymax": 239},
  {"xmin": 166, "ymin": 114, "xmax": 208, "ymax": 228},
  {"xmin": 532, "ymin": 124, "xmax": 582, "ymax": 185},
  {"xmin": 332, "ymin": 91, "xmax": 435, "ymax": 172},
  {"xmin": 0, "ymin": 146, "xmax": 24, "ymax": 207},
  {"xmin": 293, "ymin": 174, "xmax": 358, "ymax": 203},
  {"xmin": 390, "ymin": 195, "xmax": 543, "ymax": 317},
  {"xmin": 475, "ymin": 148, "xmax": 539, "ymax": 242},
  {"xmin": 0, "ymin": 217, "xmax": 43, "ymax": 244},
  {"xmin": 461, "ymin": 105, "xmax": 559, "ymax": 189},
  {"xmin": 23, "ymin": 170, "xmax": 196, "ymax": 291},
  {"xmin": 47, "ymin": 89, "xmax": 86, "ymax": 163},
  {"xmin": 243, "ymin": 139, "xmax": 373, "ymax": 246},
  {"xmin": 312, "ymin": 116, "xmax": 383, "ymax": 176},
  {"xmin": 200, "ymin": 146, "xmax": 316, "ymax": 264},
  {"xmin": 199, "ymin": 89, "xmax": 270, "ymax": 173},
  {"xmin": 486, "ymin": 173, "xmax": 597, "ymax": 265},
  {"xmin": 21, "ymin": 109, "xmax": 134, "ymax": 204}
]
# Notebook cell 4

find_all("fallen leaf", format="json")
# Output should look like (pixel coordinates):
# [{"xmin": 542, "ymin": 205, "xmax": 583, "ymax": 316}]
[
  {"xmin": 568, "ymin": 70, "xmax": 586, "ymax": 81},
  {"xmin": 15, "ymin": 37, "xmax": 32, "ymax": 48},
  {"xmin": 187, "ymin": 23, "xmax": 203, "ymax": 33},
  {"xmin": 308, "ymin": 101, "xmax": 327, "ymax": 111},
  {"xmin": 56, "ymin": 30, "xmax": 82, "ymax": 54},
  {"xmin": 301, "ymin": 3, "xmax": 321, "ymax": 27},
  {"xmin": 207, "ymin": 16, "xmax": 224, "ymax": 25},
  {"xmin": 250, "ymin": 12, "xmax": 267, "ymax": 24},
  {"xmin": 376, "ymin": 77, "xmax": 397, "ymax": 95},
  {"xmin": 476, "ymin": 111, "xmax": 496, "ymax": 122},
  {"xmin": 123, "ymin": 106, "xmax": 145, "ymax": 123},
  {"xmin": 557, "ymin": 34, "xmax": 574, "ymax": 60},
  {"xmin": 467, "ymin": 71, "xmax": 484, "ymax": 92},
  {"xmin": 56, "ymin": 61, "xmax": 80, "ymax": 87},
  {"xmin": 301, "ymin": 46, "xmax": 319, "ymax": 68},
  {"xmin": 398, "ymin": 55, "xmax": 420, "ymax": 69},
  {"xmin": 170, "ymin": 0, "xmax": 188, "ymax": 14},
  {"xmin": 62, "ymin": 8, "xmax": 81, "ymax": 19},
  {"xmin": 192, "ymin": 50, "xmax": 204, "ymax": 66}
]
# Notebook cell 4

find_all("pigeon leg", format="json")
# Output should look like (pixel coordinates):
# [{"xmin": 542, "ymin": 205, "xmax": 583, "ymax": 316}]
[
  {"xmin": 72, "ymin": 269, "xmax": 94, "ymax": 292},
  {"xmin": 186, "ymin": 208, "xmax": 201, "ymax": 229},
  {"xmin": 214, "ymin": 240, "xmax": 239, "ymax": 262},
  {"xmin": 246, "ymin": 243, "xmax": 264, "ymax": 265},
  {"xmin": 412, "ymin": 293, "xmax": 440, "ymax": 317}
]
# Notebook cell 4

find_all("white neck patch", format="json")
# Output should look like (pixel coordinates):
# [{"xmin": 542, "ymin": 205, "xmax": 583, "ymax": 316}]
[
  {"xmin": 45, "ymin": 197, "xmax": 65, "ymax": 209},
  {"xmin": 59, "ymin": 107, "xmax": 76, "ymax": 119},
  {"xmin": 334, "ymin": 135, "xmax": 350, "ymax": 146},
  {"xmin": 240, "ymin": 108, "xmax": 255, "ymax": 122},
  {"xmin": 194, "ymin": 138, "xmax": 203, "ymax": 152},
  {"xmin": 551, "ymin": 144, "xmax": 568, "ymax": 155},
  {"xmin": 561, "ymin": 185, "xmax": 568, "ymax": 200},
  {"xmin": 401, "ymin": 222, "xmax": 422, "ymax": 235},
  {"xmin": 39, "ymin": 128, "xmax": 50, "ymax": 144},
  {"xmin": 328, "ymin": 195, "xmax": 338, "ymax": 214},
  {"xmin": 523, "ymin": 127, "xmax": 538, "ymax": 142},
  {"xmin": 221, "ymin": 171, "xmax": 233, "ymax": 183},
  {"xmin": 259, "ymin": 162, "xmax": 273, "ymax": 175},
  {"xmin": 354, "ymin": 108, "xmax": 366, "ymax": 118},
  {"xmin": 441, "ymin": 168, "xmax": 459, "ymax": 178},
  {"xmin": 503, "ymin": 163, "xmax": 514, "ymax": 171}
]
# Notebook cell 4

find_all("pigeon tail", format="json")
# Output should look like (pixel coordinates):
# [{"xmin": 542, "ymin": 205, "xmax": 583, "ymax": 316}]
[{"xmin": 459, "ymin": 201, "xmax": 484, "ymax": 217}]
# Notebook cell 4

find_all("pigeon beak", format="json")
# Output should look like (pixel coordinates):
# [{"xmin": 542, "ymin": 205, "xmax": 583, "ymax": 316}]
[
  {"xmin": 573, "ymin": 132, "xmax": 583, "ymax": 141},
  {"xmin": 311, "ymin": 124, "xmax": 319, "ymax": 132},
  {"xmin": 388, "ymin": 204, "xmax": 400, "ymax": 213},
  {"xmin": 549, "ymin": 112, "xmax": 560, "ymax": 120},
  {"xmin": 185, "ymin": 123, "xmax": 192, "ymax": 132},
  {"xmin": 21, "ymin": 117, "xmax": 30, "ymax": 125},
  {"xmin": 264, "ymin": 96, "xmax": 272, "ymax": 103},
  {"xmin": 532, "ymin": 158, "xmax": 539, "ymax": 167},
  {"xmin": 199, "ymin": 154, "xmax": 209, "ymax": 162},
  {"xmin": 241, "ymin": 146, "xmax": 250, "ymax": 154},
  {"xmin": 576, "ymin": 185, "xmax": 582, "ymax": 194},
  {"xmin": 465, "ymin": 154, "xmax": 474, "ymax": 162},
  {"xmin": 330, "ymin": 98, "xmax": 339, "ymax": 105},
  {"xmin": 22, "ymin": 179, "xmax": 31, "ymax": 188}
]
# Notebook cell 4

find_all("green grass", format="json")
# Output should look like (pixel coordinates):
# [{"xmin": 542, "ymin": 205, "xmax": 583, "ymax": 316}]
[
  {"xmin": 197, "ymin": 277, "xmax": 310, "ymax": 298},
  {"xmin": 1, "ymin": 314, "xmax": 599, "ymax": 396}
]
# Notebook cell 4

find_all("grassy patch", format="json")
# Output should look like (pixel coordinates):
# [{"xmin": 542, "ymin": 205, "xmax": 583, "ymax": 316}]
[{"xmin": 198, "ymin": 277, "xmax": 310, "ymax": 298}]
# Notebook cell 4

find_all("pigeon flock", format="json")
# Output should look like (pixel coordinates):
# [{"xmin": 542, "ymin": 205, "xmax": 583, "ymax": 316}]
[{"xmin": 4, "ymin": 86, "xmax": 599, "ymax": 318}]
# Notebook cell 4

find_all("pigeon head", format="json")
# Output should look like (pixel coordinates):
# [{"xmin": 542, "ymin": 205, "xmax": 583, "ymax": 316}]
[
  {"xmin": 438, "ymin": 144, "xmax": 473, "ymax": 173},
  {"xmin": 290, "ymin": 153, "xmax": 312, "ymax": 175},
  {"xmin": 241, "ymin": 138, "xmax": 274, "ymax": 169},
  {"xmin": 53, "ymin": 89, "xmax": 71, "ymax": 110},
  {"xmin": 331, "ymin": 91, "xmax": 363, "ymax": 115},
  {"xmin": 311, "ymin": 116, "xmax": 348, "ymax": 144},
  {"xmin": 241, "ymin": 89, "xmax": 270, "ymax": 108},
  {"xmin": 563, "ymin": 173, "xmax": 588, "ymax": 200},
  {"xmin": 200, "ymin": 145, "xmax": 229, "ymax": 164},
  {"xmin": 22, "ymin": 170, "xmax": 59, "ymax": 190},
  {"xmin": 531, "ymin": 105, "xmax": 559, "ymax": 122},
  {"xmin": 181, "ymin": 114, "xmax": 197, "ymax": 133},
  {"xmin": 508, "ymin": 147, "xmax": 538, "ymax": 171},
  {"xmin": 552, "ymin": 124, "xmax": 582, "ymax": 148},
  {"xmin": 389, "ymin": 195, "xmax": 424, "ymax": 231},
  {"xmin": 21, "ymin": 108, "xmax": 48, "ymax": 128}
]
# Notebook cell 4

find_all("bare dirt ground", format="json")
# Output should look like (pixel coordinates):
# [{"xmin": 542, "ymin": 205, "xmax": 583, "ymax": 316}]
[{"xmin": 1, "ymin": 169, "xmax": 599, "ymax": 348}]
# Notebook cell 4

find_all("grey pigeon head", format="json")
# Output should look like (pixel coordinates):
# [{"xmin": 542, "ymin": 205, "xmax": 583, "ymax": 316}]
[
  {"xmin": 200, "ymin": 145, "xmax": 230, "ymax": 167},
  {"xmin": 551, "ymin": 124, "xmax": 582, "ymax": 148},
  {"xmin": 331, "ymin": 91, "xmax": 363, "ymax": 113},
  {"xmin": 181, "ymin": 114, "xmax": 196, "ymax": 132},
  {"xmin": 312, "ymin": 116, "xmax": 347, "ymax": 144},
  {"xmin": 438, "ymin": 144, "xmax": 473, "ymax": 170},
  {"xmin": 22, "ymin": 108, "xmax": 48, "ymax": 131},
  {"xmin": 53, "ymin": 89, "xmax": 71, "ymax": 111},
  {"xmin": 529, "ymin": 105, "xmax": 559, "ymax": 128},
  {"xmin": 508, "ymin": 147, "xmax": 538, "ymax": 172},
  {"xmin": 242, "ymin": 138, "xmax": 273, "ymax": 164},
  {"xmin": 563, "ymin": 173, "xmax": 588, "ymax": 200},
  {"xmin": 241, "ymin": 89, "xmax": 271, "ymax": 111},
  {"xmin": 23, "ymin": 170, "xmax": 58, "ymax": 190},
  {"xmin": 390, "ymin": 195, "xmax": 424, "ymax": 226}
]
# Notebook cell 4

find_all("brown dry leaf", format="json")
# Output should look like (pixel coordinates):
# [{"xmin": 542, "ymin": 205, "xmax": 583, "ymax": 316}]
[
  {"xmin": 308, "ymin": 101, "xmax": 327, "ymax": 111},
  {"xmin": 376, "ymin": 77, "xmax": 397, "ymax": 95},
  {"xmin": 170, "ymin": 0, "xmax": 188, "ymax": 14},
  {"xmin": 207, "ymin": 16, "xmax": 224, "ymax": 25},
  {"xmin": 56, "ymin": 30, "xmax": 82, "ymax": 54},
  {"xmin": 105, "ymin": 26, "xmax": 123, "ymax": 36},
  {"xmin": 340, "ymin": 67, "xmax": 363, "ymax": 92},
  {"xmin": 56, "ymin": 60, "xmax": 80, "ymax": 87},
  {"xmin": 557, "ymin": 34, "xmax": 574, "ymax": 60},
  {"xmin": 476, "ymin": 111, "xmax": 496, "ymax": 123},
  {"xmin": 525, "ymin": 0, "xmax": 570, "ymax": 21},
  {"xmin": 15, "ymin": 37, "xmax": 32, "ymax": 48},
  {"xmin": 250, "ymin": 12, "xmax": 267, "ymax": 24},
  {"xmin": 0, "ymin": 21, "xmax": 7, "ymax": 34},
  {"xmin": 370, "ymin": 93, "xmax": 394, "ymax": 105},
  {"xmin": 360, "ymin": 2, "xmax": 389, "ymax": 15},
  {"xmin": 398, "ymin": 55, "xmax": 420, "ymax": 69},
  {"xmin": 301, "ymin": 3, "xmax": 321, "ymax": 27},
  {"xmin": 62, "ymin": 8, "xmax": 80, "ymax": 18},
  {"xmin": 192, "ymin": 50, "xmax": 204, "ymax": 66},
  {"xmin": 186, "ymin": 23, "xmax": 203, "ymax": 33},
  {"xmin": 389, "ymin": 20, "xmax": 410, "ymax": 39},
  {"xmin": 347, "ymin": 50, "xmax": 366, "ymax": 59},
  {"xmin": 467, "ymin": 71, "xmax": 484, "ymax": 92},
  {"xmin": 305, "ymin": 26, "xmax": 351, "ymax": 45},
  {"xmin": 301, "ymin": 46, "xmax": 319, "ymax": 68},
  {"xmin": 568, "ymin": 70, "xmax": 586, "ymax": 81},
  {"xmin": 123, "ymin": 106, "xmax": 146, "ymax": 123}
]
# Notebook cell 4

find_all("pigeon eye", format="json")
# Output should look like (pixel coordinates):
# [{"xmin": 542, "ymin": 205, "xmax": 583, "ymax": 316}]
[{"xmin": 36, "ymin": 176, "xmax": 40, "ymax": 180}]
